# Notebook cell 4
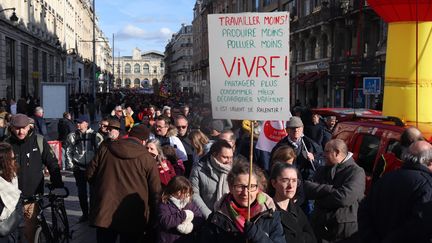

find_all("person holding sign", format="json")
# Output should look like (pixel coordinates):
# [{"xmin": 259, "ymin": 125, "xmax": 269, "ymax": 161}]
[{"xmin": 197, "ymin": 160, "xmax": 285, "ymax": 243}]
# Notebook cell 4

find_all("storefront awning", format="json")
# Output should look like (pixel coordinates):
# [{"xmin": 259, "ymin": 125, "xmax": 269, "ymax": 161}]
[{"xmin": 295, "ymin": 71, "xmax": 328, "ymax": 85}]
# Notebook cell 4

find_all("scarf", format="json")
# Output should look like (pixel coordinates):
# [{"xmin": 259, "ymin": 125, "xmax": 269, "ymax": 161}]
[
  {"xmin": 226, "ymin": 192, "xmax": 267, "ymax": 232},
  {"xmin": 209, "ymin": 156, "xmax": 232, "ymax": 202},
  {"xmin": 0, "ymin": 176, "xmax": 21, "ymax": 220},
  {"xmin": 169, "ymin": 196, "xmax": 191, "ymax": 210}
]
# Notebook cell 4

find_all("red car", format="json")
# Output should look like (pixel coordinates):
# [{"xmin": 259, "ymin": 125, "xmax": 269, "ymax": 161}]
[{"xmin": 312, "ymin": 108, "xmax": 432, "ymax": 192}]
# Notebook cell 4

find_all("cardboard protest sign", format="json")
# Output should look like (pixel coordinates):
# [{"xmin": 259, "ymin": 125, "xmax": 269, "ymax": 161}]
[{"xmin": 208, "ymin": 12, "xmax": 291, "ymax": 120}]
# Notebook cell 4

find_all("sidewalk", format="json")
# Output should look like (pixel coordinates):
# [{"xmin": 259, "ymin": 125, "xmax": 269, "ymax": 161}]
[
  {"xmin": 46, "ymin": 113, "xmax": 99, "ymax": 242},
  {"xmin": 57, "ymin": 171, "xmax": 97, "ymax": 242}
]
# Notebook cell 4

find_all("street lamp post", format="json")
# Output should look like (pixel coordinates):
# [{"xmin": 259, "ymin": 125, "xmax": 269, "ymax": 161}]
[{"xmin": 0, "ymin": 8, "xmax": 19, "ymax": 22}]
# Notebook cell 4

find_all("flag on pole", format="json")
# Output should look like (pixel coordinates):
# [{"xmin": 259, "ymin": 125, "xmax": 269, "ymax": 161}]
[{"xmin": 256, "ymin": 120, "xmax": 288, "ymax": 153}]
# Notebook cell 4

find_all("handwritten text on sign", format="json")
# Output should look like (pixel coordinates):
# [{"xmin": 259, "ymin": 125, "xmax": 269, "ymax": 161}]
[{"xmin": 208, "ymin": 12, "xmax": 290, "ymax": 121}]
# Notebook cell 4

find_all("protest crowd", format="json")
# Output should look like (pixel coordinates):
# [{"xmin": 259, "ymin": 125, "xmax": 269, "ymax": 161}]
[{"xmin": 0, "ymin": 90, "xmax": 431, "ymax": 243}]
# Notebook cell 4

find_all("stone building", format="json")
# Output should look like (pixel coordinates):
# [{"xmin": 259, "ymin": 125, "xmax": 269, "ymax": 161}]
[
  {"xmin": 113, "ymin": 48, "xmax": 164, "ymax": 89},
  {"xmin": 0, "ymin": 0, "xmax": 111, "ymax": 99},
  {"xmin": 164, "ymin": 24, "xmax": 193, "ymax": 93}
]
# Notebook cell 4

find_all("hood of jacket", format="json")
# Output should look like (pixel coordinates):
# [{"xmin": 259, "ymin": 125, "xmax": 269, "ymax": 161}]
[{"xmin": 108, "ymin": 137, "xmax": 149, "ymax": 160}]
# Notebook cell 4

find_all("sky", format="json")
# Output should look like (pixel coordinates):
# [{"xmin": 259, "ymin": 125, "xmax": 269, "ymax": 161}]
[{"xmin": 96, "ymin": 0, "xmax": 196, "ymax": 56}]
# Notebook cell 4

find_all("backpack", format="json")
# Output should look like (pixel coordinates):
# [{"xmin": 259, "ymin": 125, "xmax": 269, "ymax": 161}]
[{"xmin": 36, "ymin": 134, "xmax": 45, "ymax": 156}]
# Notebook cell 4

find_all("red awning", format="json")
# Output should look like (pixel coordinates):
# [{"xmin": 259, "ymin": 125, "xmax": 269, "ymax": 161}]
[{"xmin": 296, "ymin": 72, "xmax": 317, "ymax": 84}]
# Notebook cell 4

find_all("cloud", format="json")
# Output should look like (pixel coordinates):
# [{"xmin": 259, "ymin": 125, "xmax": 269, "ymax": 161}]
[{"xmin": 116, "ymin": 24, "xmax": 174, "ymax": 42}]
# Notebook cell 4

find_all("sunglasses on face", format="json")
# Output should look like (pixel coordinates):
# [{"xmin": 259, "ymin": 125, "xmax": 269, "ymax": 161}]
[{"xmin": 176, "ymin": 126, "xmax": 187, "ymax": 129}]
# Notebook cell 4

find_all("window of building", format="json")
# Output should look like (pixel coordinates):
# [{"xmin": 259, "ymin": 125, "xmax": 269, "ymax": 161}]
[
  {"xmin": 309, "ymin": 38, "xmax": 317, "ymax": 60},
  {"xmin": 134, "ymin": 63, "xmax": 140, "ymax": 73},
  {"xmin": 153, "ymin": 66, "xmax": 157, "ymax": 74},
  {"xmin": 125, "ymin": 63, "xmax": 131, "ymax": 73},
  {"xmin": 143, "ymin": 64, "xmax": 150, "ymax": 74},
  {"xmin": 134, "ymin": 78, "xmax": 140, "ymax": 87},
  {"xmin": 125, "ymin": 78, "xmax": 131, "ymax": 87},
  {"xmin": 303, "ymin": 0, "xmax": 311, "ymax": 16},
  {"xmin": 49, "ymin": 55, "xmax": 54, "ymax": 82},
  {"xmin": 42, "ymin": 52, "xmax": 47, "ymax": 82},
  {"xmin": 321, "ymin": 34, "xmax": 328, "ymax": 58},
  {"xmin": 6, "ymin": 38, "xmax": 16, "ymax": 100},
  {"xmin": 21, "ymin": 44, "xmax": 29, "ymax": 97},
  {"xmin": 300, "ymin": 41, "xmax": 306, "ymax": 62}
]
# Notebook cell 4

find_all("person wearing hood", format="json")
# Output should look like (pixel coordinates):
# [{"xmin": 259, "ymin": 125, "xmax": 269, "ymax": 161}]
[
  {"xmin": 304, "ymin": 139, "xmax": 365, "ymax": 243},
  {"xmin": 197, "ymin": 160, "xmax": 285, "ymax": 243},
  {"xmin": 66, "ymin": 115, "xmax": 103, "ymax": 222},
  {"xmin": 87, "ymin": 124, "xmax": 161, "ymax": 243},
  {"xmin": 4, "ymin": 114, "xmax": 63, "ymax": 243}
]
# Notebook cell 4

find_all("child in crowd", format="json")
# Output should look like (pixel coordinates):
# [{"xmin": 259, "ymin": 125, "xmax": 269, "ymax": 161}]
[{"xmin": 158, "ymin": 176, "xmax": 205, "ymax": 243}]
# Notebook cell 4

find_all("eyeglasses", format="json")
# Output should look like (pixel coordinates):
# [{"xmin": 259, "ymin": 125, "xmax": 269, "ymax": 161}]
[
  {"xmin": 101, "ymin": 124, "xmax": 108, "ymax": 128},
  {"xmin": 232, "ymin": 184, "xmax": 258, "ymax": 193},
  {"xmin": 11, "ymin": 157, "xmax": 17, "ymax": 161},
  {"xmin": 176, "ymin": 126, "xmax": 187, "ymax": 129},
  {"xmin": 116, "ymin": 110, "xmax": 123, "ymax": 113}
]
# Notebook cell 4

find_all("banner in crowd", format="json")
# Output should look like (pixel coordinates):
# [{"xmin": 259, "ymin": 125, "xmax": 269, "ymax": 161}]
[
  {"xmin": 208, "ymin": 12, "xmax": 291, "ymax": 120},
  {"xmin": 256, "ymin": 120, "xmax": 287, "ymax": 152}
]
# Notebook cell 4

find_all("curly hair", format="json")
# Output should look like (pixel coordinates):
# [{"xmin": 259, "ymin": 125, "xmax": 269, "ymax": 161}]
[{"xmin": 0, "ymin": 142, "xmax": 18, "ymax": 182}]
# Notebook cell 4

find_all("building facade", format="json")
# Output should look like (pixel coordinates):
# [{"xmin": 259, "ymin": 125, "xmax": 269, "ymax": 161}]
[
  {"xmin": 113, "ymin": 48, "xmax": 164, "ymax": 89},
  {"xmin": 0, "ymin": 0, "xmax": 112, "ymax": 100},
  {"xmin": 191, "ymin": 0, "xmax": 257, "ymax": 103},
  {"xmin": 191, "ymin": 0, "xmax": 387, "ymax": 108},
  {"xmin": 164, "ymin": 24, "xmax": 193, "ymax": 94}
]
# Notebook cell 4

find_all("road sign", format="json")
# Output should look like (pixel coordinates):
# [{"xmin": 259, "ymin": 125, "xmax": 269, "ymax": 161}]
[{"xmin": 363, "ymin": 77, "xmax": 382, "ymax": 94}]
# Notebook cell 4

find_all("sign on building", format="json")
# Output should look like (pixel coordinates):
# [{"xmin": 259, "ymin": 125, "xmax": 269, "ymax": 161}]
[
  {"xmin": 363, "ymin": 77, "xmax": 382, "ymax": 95},
  {"xmin": 208, "ymin": 12, "xmax": 291, "ymax": 120}
]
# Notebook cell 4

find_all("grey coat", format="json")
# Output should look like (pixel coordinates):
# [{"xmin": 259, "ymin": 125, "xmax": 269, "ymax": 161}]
[
  {"xmin": 189, "ymin": 157, "xmax": 229, "ymax": 218},
  {"xmin": 304, "ymin": 154, "xmax": 365, "ymax": 242}
]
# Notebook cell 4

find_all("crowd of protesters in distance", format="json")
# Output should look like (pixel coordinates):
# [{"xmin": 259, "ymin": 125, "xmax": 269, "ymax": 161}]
[{"xmin": 0, "ymin": 90, "xmax": 432, "ymax": 243}]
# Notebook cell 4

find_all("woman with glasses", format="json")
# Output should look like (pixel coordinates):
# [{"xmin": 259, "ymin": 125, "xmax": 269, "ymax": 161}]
[
  {"xmin": 198, "ymin": 160, "xmax": 285, "ymax": 243},
  {"xmin": 270, "ymin": 162, "xmax": 316, "ymax": 243},
  {"xmin": 0, "ymin": 142, "xmax": 24, "ymax": 243}
]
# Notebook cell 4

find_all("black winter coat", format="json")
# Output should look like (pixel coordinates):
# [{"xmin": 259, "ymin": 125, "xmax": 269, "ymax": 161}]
[
  {"xmin": 5, "ymin": 132, "xmax": 63, "ymax": 197},
  {"xmin": 276, "ymin": 201, "xmax": 317, "ymax": 243},
  {"xmin": 197, "ymin": 194, "xmax": 285, "ymax": 243},
  {"xmin": 358, "ymin": 163, "xmax": 432, "ymax": 243},
  {"xmin": 57, "ymin": 118, "xmax": 75, "ymax": 144}
]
